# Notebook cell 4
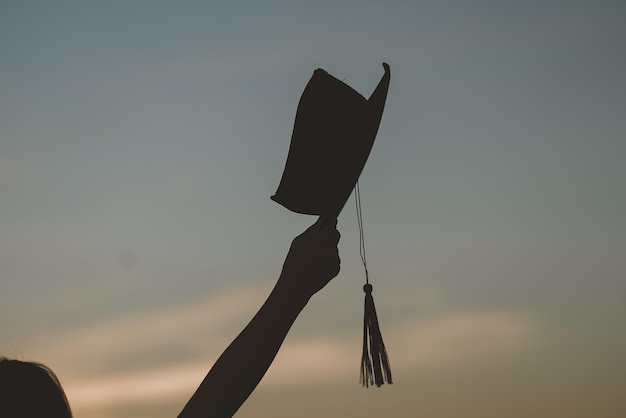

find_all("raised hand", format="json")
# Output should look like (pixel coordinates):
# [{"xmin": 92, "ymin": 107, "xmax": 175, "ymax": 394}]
[
  {"xmin": 277, "ymin": 217, "xmax": 341, "ymax": 302},
  {"xmin": 179, "ymin": 218, "xmax": 341, "ymax": 418}
]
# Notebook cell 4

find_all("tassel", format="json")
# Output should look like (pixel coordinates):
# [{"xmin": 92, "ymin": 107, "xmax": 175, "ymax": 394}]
[
  {"xmin": 355, "ymin": 181, "xmax": 392, "ymax": 387},
  {"xmin": 360, "ymin": 283, "xmax": 393, "ymax": 387}
]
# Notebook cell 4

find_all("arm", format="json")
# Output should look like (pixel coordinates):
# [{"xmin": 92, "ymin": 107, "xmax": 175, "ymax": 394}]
[{"xmin": 178, "ymin": 217, "xmax": 340, "ymax": 418}]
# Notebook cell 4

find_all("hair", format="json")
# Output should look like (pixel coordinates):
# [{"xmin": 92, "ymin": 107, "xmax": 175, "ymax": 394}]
[{"xmin": 0, "ymin": 357, "xmax": 73, "ymax": 418}]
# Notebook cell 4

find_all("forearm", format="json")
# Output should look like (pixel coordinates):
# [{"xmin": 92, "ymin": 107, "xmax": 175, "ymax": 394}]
[
  {"xmin": 178, "ymin": 218, "xmax": 340, "ymax": 418},
  {"xmin": 178, "ymin": 280, "xmax": 308, "ymax": 418}
]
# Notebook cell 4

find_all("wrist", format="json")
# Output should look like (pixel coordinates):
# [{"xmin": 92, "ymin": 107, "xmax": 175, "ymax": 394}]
[{"xmin": 272, "ymin": 275, "xmax": 311, "ymax": 312}]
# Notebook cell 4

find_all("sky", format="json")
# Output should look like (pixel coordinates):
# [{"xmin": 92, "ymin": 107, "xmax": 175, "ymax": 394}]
[{"xmin": 1, "ymin": 0, "xmax": 625, "ymax": 417}]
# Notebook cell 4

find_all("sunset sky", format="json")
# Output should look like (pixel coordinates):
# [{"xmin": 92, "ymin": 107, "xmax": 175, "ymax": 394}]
[{"xmin": 1, "ymin": 1, "xmax": 625, "ymax": 417}]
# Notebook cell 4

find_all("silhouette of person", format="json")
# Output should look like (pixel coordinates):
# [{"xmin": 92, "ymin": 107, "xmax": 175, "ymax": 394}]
[
  {"xmin": 0, "ymin": 358, "xmax": 73, "ymax": 418},
  {"xmin": 1, "ymin": 217, "xmax": 340, "ymax": 418}
]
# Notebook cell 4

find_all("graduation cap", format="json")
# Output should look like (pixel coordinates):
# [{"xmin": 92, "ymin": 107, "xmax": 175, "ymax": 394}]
[
  {"xmin": 272, "ymin": 63, "xmax": 391, "ymax": 217},
  {"xmin": 272, "ymin": 63, "xmax": 393, "ymax": 387}
]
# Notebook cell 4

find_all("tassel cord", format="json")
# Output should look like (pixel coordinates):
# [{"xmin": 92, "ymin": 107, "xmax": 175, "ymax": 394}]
[{"xmin": 355, "ymin": 182, "xmax": 369, "ymax": 285}]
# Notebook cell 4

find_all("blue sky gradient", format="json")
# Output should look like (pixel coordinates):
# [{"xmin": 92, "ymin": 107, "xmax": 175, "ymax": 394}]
[{"xmin": 2, "ymin": 1, "xmax": 625, "ymax": 417}]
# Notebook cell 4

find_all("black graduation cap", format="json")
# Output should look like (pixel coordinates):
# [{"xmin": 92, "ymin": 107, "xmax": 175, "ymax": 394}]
[
  {"xmin": 271, "ymin": 63, "xmax": 391, "ymax": 218},
  {"xmin": 272, "ymin": 63, "xmax": 393, "ymax": 388}
]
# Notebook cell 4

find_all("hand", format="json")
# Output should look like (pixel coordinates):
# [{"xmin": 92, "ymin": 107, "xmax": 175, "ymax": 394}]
[{"xmin": 277, "ymin": 217, "xmax": 341, "ymax": 301}]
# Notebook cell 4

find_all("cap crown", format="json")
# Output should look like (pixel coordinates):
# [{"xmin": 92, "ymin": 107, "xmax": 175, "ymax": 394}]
[{"xmin": 272, "ymin": 64, "xmax": 391, "ymax": 216}]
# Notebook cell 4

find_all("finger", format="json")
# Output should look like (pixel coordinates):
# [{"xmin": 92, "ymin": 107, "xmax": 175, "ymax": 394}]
[
  {"xmin": 332, "ymin": 228, "xmax": 340, "ymax": 245},
  {"xmin": 317, "ymin": 216, "xmax": 338, "ymax": 230},
  {"xmin": 323, "ymin": 226, "xmax": 340, "ymax": 246},
  {"xmin": 332, "ymin": 246, "xmax": 340, "ymax": 261},
  {"xmin": 299, "ymin": 217, "xmax": 326, "ymax": 238},
  {"xmin": 298, "ymin": 217, "xmax": 340, "ymax": 253},
  {"xmin": 318, "ymin": 217, "xmax": 340, "ymax": 241},
  {"xmin": 323, "ymin": 237, "xmax": 340, "ymax": 262},
  {"xmin": 329, "ymin": 253, "xmax": 341, "ymax": 278}
]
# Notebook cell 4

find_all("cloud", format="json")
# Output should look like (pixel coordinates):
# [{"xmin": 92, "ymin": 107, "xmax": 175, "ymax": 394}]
[
  {"xmin": 36, "ymin": 283, "xmax": 537, "ymax": 415},
  {"xmin": 390, "ymin": 311, "xmax": 536, "ymax": 370},
  {"xmin": 262, "ymin": 310, "xmax": 536, "ymax": 386},
  {"xmin": 65, "ymin": 361, "xmax": 205, "ymax": 409},
  {"xmin": 27, "ymin": 283, "xmax": 270, "ymax": 378}
]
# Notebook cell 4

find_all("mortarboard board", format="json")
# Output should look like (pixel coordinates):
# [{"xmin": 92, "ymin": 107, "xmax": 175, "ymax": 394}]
[
  {"xmin": 271, "ymin": 63, "xmax": 391, "ymax": 218},
  {"xmin": 272, "ymin": 63, "xmax": 393, "ymax": 388}
]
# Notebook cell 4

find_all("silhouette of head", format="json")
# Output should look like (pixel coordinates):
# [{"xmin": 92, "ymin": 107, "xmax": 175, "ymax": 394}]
[{"xmin": 0, "ymin": 357, "xmax": 72, "ymax": 418}]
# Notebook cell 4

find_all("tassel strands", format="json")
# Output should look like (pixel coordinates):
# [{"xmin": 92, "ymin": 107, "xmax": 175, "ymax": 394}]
[
  {"xmin": 356, "ymin": 182, "xmax": 392, "ymax": 388},
  {"xmin": 361, "ymin": 284, "xmax": 392, "ymax": 387}
]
